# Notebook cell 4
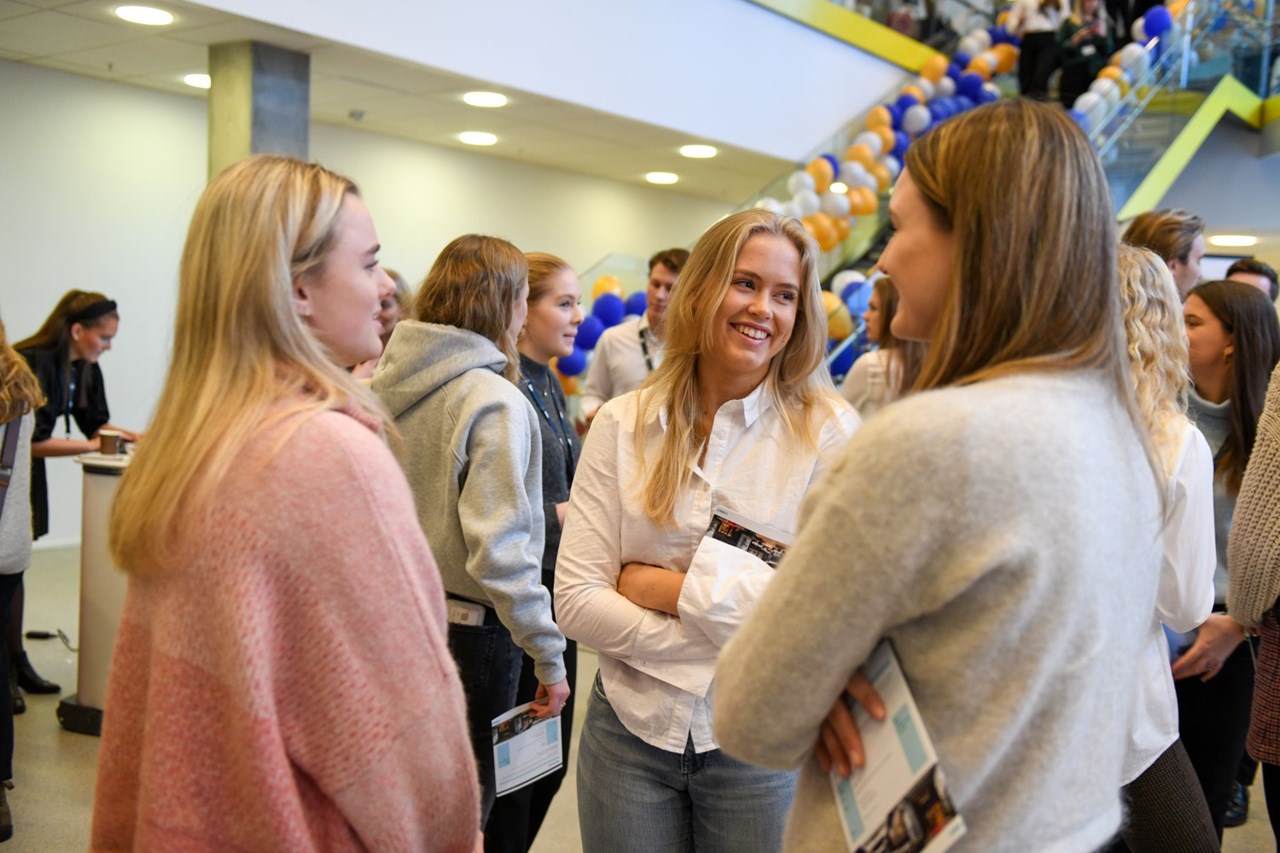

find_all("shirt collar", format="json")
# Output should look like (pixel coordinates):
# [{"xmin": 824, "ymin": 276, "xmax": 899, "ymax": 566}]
[{"xmin": 654, "ymin": 378, "xmax": 774, "ymax": 431}]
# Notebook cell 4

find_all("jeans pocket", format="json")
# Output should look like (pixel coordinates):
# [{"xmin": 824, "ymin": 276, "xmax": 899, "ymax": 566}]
[
  {"xmin": 592, "ymin": 670, "xmax": 610, "ymax": 706},
  {"xmin": 447, "ymin": 623, "xmax": 498, "ymax": 691}
]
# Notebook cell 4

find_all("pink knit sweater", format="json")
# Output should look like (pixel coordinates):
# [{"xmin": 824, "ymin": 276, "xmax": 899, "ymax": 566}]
[{"xmin": 91, "ymin": 408, "xmax": 479, "ymax": 852}]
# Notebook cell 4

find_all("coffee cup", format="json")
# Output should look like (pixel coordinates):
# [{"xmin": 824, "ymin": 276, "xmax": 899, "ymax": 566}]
[{"xmin": 99, "ymin": 430, "xmax": 123, "ymax": 455}]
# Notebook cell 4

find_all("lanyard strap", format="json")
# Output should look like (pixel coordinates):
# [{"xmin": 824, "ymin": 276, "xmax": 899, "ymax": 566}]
[
  {"xmin": 639, "ymin": 327, "xmax": 654, "ymax": 373},
  {"xmin": 64, "ymin": 368, "xmax": 77, "ymax": 439},
  {"xmin": 523, "ymin": 372, "xmax": 576, "ymax": 482}
]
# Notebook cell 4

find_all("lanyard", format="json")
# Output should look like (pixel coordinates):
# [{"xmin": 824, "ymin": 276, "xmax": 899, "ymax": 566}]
[
  {"xmin": 523, "ymin": 371, "xmax": 576, "ymax": 482},
  {"xmin": 64, "ymin": 368, "xmax": 77, "ymax": 439},
  {"xmin": 639, "ymin": 327, "xmax": 655, "ymax": 373}
]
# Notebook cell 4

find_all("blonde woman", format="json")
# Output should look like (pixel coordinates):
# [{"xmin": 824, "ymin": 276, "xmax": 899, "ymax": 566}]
[
  {"xmin": 839, "ymin": 276, "xmax": 925, "ymax": 418},
  {"xmin": 0, "ymin": 319, "xmax": 45, "ymax": 842},
  {"xmin": 372, "ymin": 236, "xmax": 569, "ymax": 832},
  {"xmin": 1109, "ymin": 244, "xmax": 1217, "ymax": 851},
  {"xmin": 716, "ymin": 100, "xmax": 1166, "ymax": 850},
  {"xmin": 92, "ymin": 155, "xmax": 479, "ymax": 851},
  {"xmin": 556, "ymin": 209, "xmax": 859, "ymax": 852}
]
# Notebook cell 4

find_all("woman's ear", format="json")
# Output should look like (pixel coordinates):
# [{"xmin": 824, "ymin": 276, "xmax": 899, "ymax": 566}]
[
  {"xmin": 293, "ymin": 274, "xmax": 314, "ymax": 319},
  {"xmin": 69, "ymin": 322, "xmax": 83, "ymax": 343},
  {"xmin": 1224, "ymin": 336, "xmax": 1235, "ymax": 364}
]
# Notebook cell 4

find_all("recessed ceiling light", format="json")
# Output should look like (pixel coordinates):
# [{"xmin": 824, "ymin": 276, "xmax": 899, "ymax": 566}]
[
  {"xmin": 1208, "ymin": 234, "xmax": 1259, "ymax": 247},
  {"xmin": 183, "ymin": 73, "xmax": 210, "ymax": 89},
  {"xmin": 463, "ymin": 91, "xmax": 508, "ymax": 108},
  {"xmin": 829, "ymin": 181, "xmax": 849, "ymax": 194},
  {"xmin": 114, "ymin": 5, "xmax": 174, "ymax": 25},
  {"xmin": 645, "ymin": 172, "xmax": 679, "ymax": 185},
  {"xmin": 458, "ymin": 131, "xmax": 497, "ymax": 146},
  {"xmin": 679, "ymin": 144, "xmax": 718, "ymax": 159}
]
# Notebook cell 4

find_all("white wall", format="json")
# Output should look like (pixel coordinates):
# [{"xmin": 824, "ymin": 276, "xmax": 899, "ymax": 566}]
[
  {"xmin": 0, "ymin": 59, "xmax": 730, "ymax": 547},
  {"xmin": 190, "ymin": 0, "xmax": 906, "ymax": 161}
]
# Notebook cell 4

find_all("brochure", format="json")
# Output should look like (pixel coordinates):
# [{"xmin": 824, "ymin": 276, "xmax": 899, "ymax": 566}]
[
  {"xmin": 491, "ymin": 701, "xmax": 563, "ymax": 797},
  {"xmin": 705, "ymin": 505, "xmax": 793, "ymax": 567},
  {"xmin": 830, "ymin": 641, "xmax": 966, "ymax": 853}
]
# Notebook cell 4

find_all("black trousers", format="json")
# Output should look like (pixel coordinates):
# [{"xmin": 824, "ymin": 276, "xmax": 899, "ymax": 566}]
[
  {"xmin": 1018, "ymin": 31, "xmax": 1061, "ymax": 99},
  {"xmin": 0, "ymin": 573, "xmax": 18, "ymax": 781},
  {"xmin": 1176, "ymin": 639, "xmax": 1255, "ymax": 840},
  {"xmin": 1262, "ymin": 762, "xmax": 1280, "ymax": 844}
]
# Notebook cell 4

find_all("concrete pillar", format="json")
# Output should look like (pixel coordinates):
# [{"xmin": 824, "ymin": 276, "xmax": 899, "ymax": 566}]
[{"xmin": 207, "ymin": 41, "xmax": 310, "ymax": 179}]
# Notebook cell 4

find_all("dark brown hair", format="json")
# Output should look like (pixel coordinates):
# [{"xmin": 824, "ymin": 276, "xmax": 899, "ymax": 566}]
[
  {"xmin": 1226, "ymin": 258, "xmax": 1279, "ymax": 301},
  {"xmin": 648, "ymin": 248, "xmax": 690, "ymax": 276}
]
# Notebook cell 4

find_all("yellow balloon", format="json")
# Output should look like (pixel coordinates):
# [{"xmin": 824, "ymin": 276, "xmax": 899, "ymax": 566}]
[
  {"xmin": 806, "ymin": 157, "xmax": 834, "ymax": 194},
  {"xmin": 833, "ymin": 216, "xmax": 853, "ymax": 241},
  {"xmin": 920, "ymin": 55, "xmax": 949, "ymax": 83},
  {"xmin": 592, "ymin": 275, "xmax": 623, "ymax": 300},
  {"xmin": 821, "ymin": 290, "xmax": 854, "ymax": 341},
  {"xmin": 901, "ymin": 85, "xmax": 926, "ymax": 104},
  {"xmin": 996, "ymin": 9, "xmax": 1011, "ymax": 26},
  {"xmin": 869, "ymin": 162, "xmax": 892, "ymax": 192},
  {"xmin": 965, "ymin": 59, "xmax": 992, "ymax": 81},
  {"xmin": 1098, "ymin": 65, "xmax": 1124, "ymax": 81},
  {"xmin": 873, "ymin": 126, "xmax": 896, "ymax": 154},
  {"xmin": 844, "ymin": 143, "xmax": 876, "ymax": 168},
  {"xmin": 558, "ymin": 373, "xmax": 579, "ymax": 396},
  {"xmin": 805, "ymin": 213, "xmax": 839, "ymax": 252},
  {"xmin": 866, "ymin": 106, "xmax": 893, "ymax": 130}
]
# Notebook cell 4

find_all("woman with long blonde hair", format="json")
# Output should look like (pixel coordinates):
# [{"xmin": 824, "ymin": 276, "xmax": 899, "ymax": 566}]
[
  {"xmin": 92, "ymin": 155, "xmax": 479, "ymax": 851},
  {"xmin": 716, "ymin": 100, "xmax": 1167, "ymax": 850},
  {"xmin": 0, "ymin": 318, "xmax": 45, "ymax": 842},
  {"xmin": 555, "ymin": 209, "xmax": 859, "ymax": 852}
]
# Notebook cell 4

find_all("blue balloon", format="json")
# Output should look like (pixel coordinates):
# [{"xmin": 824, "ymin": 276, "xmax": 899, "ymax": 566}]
[
  {"xmin": 556, "ymin": 345, "xmax": 587, "ymax": 377},
  {"xmin": 1144, "ymin": 5, "xmax": 1173, "ymax": 37},
  {"xmin": 893, "ymin": 130, "xmax": 911, "ymax": 158},
  {"xmin": 592, "ymin": 292, "xmax": 626, "ymax": 327},
  {"xmin": 947, "ymin": 62, "xmax": 964, "ymax": 81},
  {"xmin": 821, "ymin": 153, "xmax": 841, "ymax": 179},
  {"xmin": 1067, "ymin": 108, "xmax": 1092, "ymax": 133},
  {"xmin": 843, "ymin": 281, "xmax": 871, "ymax": 316},
  {"xmin": 895, "ymin": 93, "xmax": 920, "ymax": 113},
  {"xmin": 887, "ymin": 103, "xmax": 904, "ymax": 130},
  {"xmin": 840, "ymin": 279, "xmax": 866, "ymax": 303},
  {"xmin": 624, "ymin": 291, "xmax": 647, "ymax": 316},
  {"xmin": 929, "ymin": 102, "xmax": 948, "ymax": 122},
  {"xmin": 576, "ymin": 315, "xmax": 605, "ymax": 350},
  {"xmin": 957, "ymin": 72, "xmax": 985, "ymax": 100},
  {"xmin": 956, "ymin": 95, "xmax": 977, "ymax": 111},
  {"xmin": 977, "ymin": 85, "xmax": 999, "ymax": 104},
  {"xmin": 828, "ymin": 342, "xmax": 857, "ymax": 377},
  {"xmin": 952, "ymin": 51, "xmax": 972, "ymax": 69}
]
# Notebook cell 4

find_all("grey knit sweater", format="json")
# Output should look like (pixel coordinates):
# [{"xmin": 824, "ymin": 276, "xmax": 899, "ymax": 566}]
[
  {"xmin": 715, "ymin": 371, "xmax": 1163, "ymax": 853},
  {"xmin": 1228, "ymin": 363, "xmax": 1280, "ymax": 626},
  {"xmin": 0, "ymin": 413, "xmax": 32, "ymax": 575}
]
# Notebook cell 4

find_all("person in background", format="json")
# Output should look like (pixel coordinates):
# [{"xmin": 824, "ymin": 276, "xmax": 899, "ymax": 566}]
[
  {"xmin": 372, "ymin": 235, "xmax": 569, "ymax": 829},
  {"xmin": 1174, "ymin": 279, "xmax": 1280, "ymax": 839},
  {"xmin": 1123, "ymin": 208, "xmax": 1207, "ymax": 300},
  {"xmin": 1102, "ymin": 245, "xmax": 1218, "ymax": 852},
  {"xmin": 0, "ymin": 318, "xmax": 44, "ymax": 843},
  {"xmin": 1009, "ymin": 0, "xmax": 1065, "ymax": 98},
  {"xmin": 353, "ymin": 266, "xmax": 410, "ymax": 380},
  {"xmin": 579, "ymin": 248, "xmax": 689, "ymax": 426},
  {"xmin": 1059, "ymin": 0, "xmax": 1113, "ymax": 107},
  {"xmin": 839, "ymin": 276, "xmax": 925, "ymax": 418},
  {"xmin": 13, "ymin": 291, "xmax": 138, "ymax": 713},
  {"xmin": 486, "ymin": 252, "xmax": 583, "ymax": 853},
  {"xmin": 92, "ymin": 154, "xmax": 479, "ymax": 850},
  {"xmin": 1226, "ymin": 258, "xmax": 1278, "ymax": 302},
  {"xmin": 714, "ymin": 99, "xmax": 1166, "ymax": 851},
  {"xmin": 1227, "ymin": 361, "xmax": 1280, "ymax": 846},
  {"xmin": 556, "ymin": 209, "xmax": 859, "ymax": 853}
]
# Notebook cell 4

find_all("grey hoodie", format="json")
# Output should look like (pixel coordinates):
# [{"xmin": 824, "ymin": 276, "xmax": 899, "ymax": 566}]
[{"xmin": 373, "ymin": 321, "xmax": 566, "ymax": 684}]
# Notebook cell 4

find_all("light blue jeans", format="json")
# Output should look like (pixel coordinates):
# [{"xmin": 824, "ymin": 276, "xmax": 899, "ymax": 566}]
[{"xmin": 576, "ymin": 673, "xmax": 796, "ymax": 853}]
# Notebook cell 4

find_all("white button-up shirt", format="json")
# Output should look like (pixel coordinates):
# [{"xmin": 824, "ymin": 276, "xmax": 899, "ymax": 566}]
[
  {"xmin": 556, "ymin": 382, "xmax": 859, "ymax": 753},
  {"xmin": 580, "ymin": 315, "xmax": 662, "ymax": 419}
]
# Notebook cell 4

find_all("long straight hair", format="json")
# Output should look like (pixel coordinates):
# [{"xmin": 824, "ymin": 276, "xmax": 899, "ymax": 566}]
[
  {"xmin": 0, "ymin": 320, "xmax": 45, "ymax": 423},
  {"xmin": 635, "ymin": 209, "xmax": 842, "ymax": 526},
  {"xmin": 872, "ymin": 277, "xmax": 926, "ymax": 396},
  {"xmin": 110, "ymin": 155, "xmax": 388, "ymax": 575},
  {"xmin": 1188, "ymin": 279, "xmax": 1280, "ymax": 492}
]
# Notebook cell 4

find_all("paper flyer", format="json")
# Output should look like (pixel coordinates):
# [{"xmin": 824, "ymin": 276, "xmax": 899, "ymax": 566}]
[
  {"xmin": 705, "ymin": 505, "xmax": 793, "ymax": 568},
  {"xmin": 830, "ymin": 641, "xmax": 966, "ymax": 853},
  {"xmin": 492, "ymin": 701, "xmax": 563, "ymax": 797}
]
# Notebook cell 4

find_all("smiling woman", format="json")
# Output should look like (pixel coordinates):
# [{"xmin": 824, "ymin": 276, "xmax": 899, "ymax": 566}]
[{"xmin": 554, "ymin": 209, "xmax": 859, "ymax": 853}]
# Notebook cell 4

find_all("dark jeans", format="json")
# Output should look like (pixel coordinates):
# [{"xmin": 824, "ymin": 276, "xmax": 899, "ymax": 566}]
[
  {"xmin": 1018, "ymin": 31, "xmax": 1060, "ymax": 99},
  {"xmin": 485, "ymin": 637, "xmax": 577, "ymax": 853},
  {"xmin": 1176, "ymin": 638, "xmax": 1255, "ymax": 840},
  {"xmin": 0, "ymin": 573, "xmax": 20, "ymax": 781},
  {"xmin": 447, "ymin": 611, "xmax": 523, "ymax": 827}
]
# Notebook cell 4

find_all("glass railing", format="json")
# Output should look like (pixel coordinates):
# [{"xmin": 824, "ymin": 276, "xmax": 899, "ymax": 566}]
[{"xmin": 826, "ymin": 0, "xmax": 1002, "ymax": 49}]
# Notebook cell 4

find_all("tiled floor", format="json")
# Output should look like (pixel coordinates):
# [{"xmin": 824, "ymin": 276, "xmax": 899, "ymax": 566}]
[{"xmin": 8, "ymin": 547, "xmax": 1278, "ymax": 851}]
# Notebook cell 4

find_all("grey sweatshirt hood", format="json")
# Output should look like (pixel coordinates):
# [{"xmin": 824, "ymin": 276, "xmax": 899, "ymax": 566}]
[{"xmin": 373, "ymin": 321, "xmax": 508, "ymax": 418}]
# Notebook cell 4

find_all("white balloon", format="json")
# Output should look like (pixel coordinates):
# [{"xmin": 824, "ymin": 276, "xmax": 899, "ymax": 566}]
[
  {"xmin": 754, "ymin": 197, "xmax": 784, "ymax": 214},
  {"xmin": 935, "ymin": 76, "xmax": 956, "ymax": 97},
  {"xmin": 978, "ymin": 51, "xmax": 999, "ymax": 73},
  {"xmin": 839, "ymin": 161, "xmax": 869, "ymax": 187},
  {"xmin": 821, "ymin": 190, "xmax": 852, "ymax": 218},
  {"xmin": 958, "ymin": 35, "xmax": 983, "ymax": 57},
  {"xmin": 1089, "ymin": 76, "xmax": 1121, "ymax": 109},
  {"xmin": 1073, "ymin": 91, "xmax": 1106, "ymax": 127},
  {"xmin": 879, "ymin": 154, "xmax": 901, "ymax": 180},
  {"xmin": 779, "ymin": 200, "xmax": 803, "ymax": 219},
  {"xmin": 902, "ymin": 104, "xmax": 932, "ymax": 135},
  {"xmin": 1131, "ymin": 18, "xmax": 1148, "ymax": 43},
  {"xmin": 786, "ymin": 170, "xmax": 816, "ymax": 196},
  {"xmin": 968, "ymin": 27, "xmax": 992, "ymax": 50},
  {"xmin": 914, "ymin": 78, "xmax": 935, "ymax": 100},
  {"xmin": 1119, "ymin": 43, "xmax": 1146, "ymax": 71},
  {"xmin": 793, "ymin": 189, "xmax": 821, "ymax": 217},
  {"xmin": 852, "ymin": 131, "xmax": 883, "ymax": 157},
  {"xmin": 831, "ymin": 270, "xmax": 866, "ymax": 294},
  {"xmin": 856, "ymin": 172, "xmax": 880, "ymax": 192}
]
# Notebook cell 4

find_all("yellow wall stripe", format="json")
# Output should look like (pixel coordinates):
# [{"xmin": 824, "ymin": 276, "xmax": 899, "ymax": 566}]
[
  {"xmin": 745, "ymin": 0, "xmax": 942, "ymax": 72},
  {"xmin": 1117, "ymin": 75, "xmax": 1264, "ymax": 220}
]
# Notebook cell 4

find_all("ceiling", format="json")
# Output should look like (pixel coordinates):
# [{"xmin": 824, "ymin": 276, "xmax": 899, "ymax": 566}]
[{"xmin": 0, "ymin": 0, "xmax": 791, "ymax": 203}]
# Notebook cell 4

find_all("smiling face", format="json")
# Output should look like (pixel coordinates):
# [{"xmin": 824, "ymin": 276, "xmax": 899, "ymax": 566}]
[
  {"xmin": 877, "ymin": 169, "xmax": 955, "ymax": 342},
  {"xmin": 520, "ymin": 267, "xmax": 582, "ymax": 364},
  {"xmin": 70, "ymin": 314, "xmax": 119, "ymax": 363},
  {"xmin": 293, "ymin": 194, "xmax": 395, "ymax": 366},
  {"xmin": 700, "ymin": 232, "xmax": 800, "ymax": 393}
]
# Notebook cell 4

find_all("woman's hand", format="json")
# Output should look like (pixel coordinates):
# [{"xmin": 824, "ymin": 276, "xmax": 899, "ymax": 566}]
[
  {"xmin": 555, "ymin": 502, "xmax": 569, "ymax": 527},
  {"xmin": 617, "ymin": 562, "xmax": 685, "ymax": 615},
  {"xmin": 529, "ymin": 678, "xmax": 571, "ymax": 719},
  {"xmin": 816, "ymin": 671, "xmax": 887, "ymax": 777},
  {"xmin": 1172, "ymin": 614, "xmax": 1247, "ymax": 682}
]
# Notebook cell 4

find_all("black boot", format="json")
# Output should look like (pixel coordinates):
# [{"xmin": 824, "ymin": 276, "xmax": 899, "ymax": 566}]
[
  {"xmin": 7, "ymin": 671, "xmax": 21, "ymax": 717},
  {"xmin": 1224, "ymin": 780, "xmax": 1249, "ymax": 828},
  {"xmin": 12, "ymin": 653, "xmax": 58, "ymax": 695},
  {"xmin": 0, "ymin": 779, "xmax": 12, "ymax": 842}
]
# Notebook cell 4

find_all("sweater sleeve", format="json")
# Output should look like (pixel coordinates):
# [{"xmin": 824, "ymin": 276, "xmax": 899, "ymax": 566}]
[
  {"xmin": 1157, "ymin": 426, "xmax": 1216, "ymax": 631},
  {"xmin": 555, "ymin": 403, "xmax": 722, "ymax": 673},
  {"xmin": 1228, "ymin": 363, "xmax": 1280, "ymax": 626},
  {"xmin": 456, "ymin": 395, "xmax": 565, "ymax": 684}
]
